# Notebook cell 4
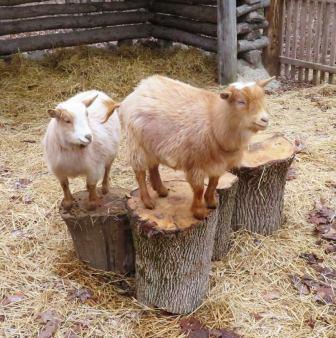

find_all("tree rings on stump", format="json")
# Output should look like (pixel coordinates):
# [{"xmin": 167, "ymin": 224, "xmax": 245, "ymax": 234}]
[
  {"xmin": 127, "ymin": 180, "xmax": 218, "ymax": 314},
  {"xmin": 231, "ymin": 133, "xmax": 296, "ymax": 235},
  {"xmin": 59, "ymin": 187, "xmax": 134, "ymax": 274},
  {"xmin": 212, "ymin": 173, "xmax": 239, "ymax": 261}
]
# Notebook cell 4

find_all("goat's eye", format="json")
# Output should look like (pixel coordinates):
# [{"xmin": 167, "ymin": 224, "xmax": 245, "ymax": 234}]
[
  {"xmin": 64, "ymin": 120, "xmax": 71, "ymax": 124},
  {"xmin": 237, "ymin": 100, "xmax": 246, "ymax": 106}
]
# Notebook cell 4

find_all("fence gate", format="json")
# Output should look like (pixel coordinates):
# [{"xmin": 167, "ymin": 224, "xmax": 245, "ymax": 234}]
[{"xmin": 280, "ymin": 0, "xmax": 336, "ymax": 84}]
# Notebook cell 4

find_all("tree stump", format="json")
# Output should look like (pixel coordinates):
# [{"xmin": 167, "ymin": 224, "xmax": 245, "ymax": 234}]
[
  {"xmin": 128, "ymin": 180, "xmax": 218, "ymax": 314},
  {"xmin": 59, "ymin": 187, "xmax": 134, "ymax": 274},
  {"xmin": 212, "ymin": 173, "xmax": 239, "ymax": 261},
  {"xmin": 231, "ymin": 133, "xmax": 296, "ymax": 235}
]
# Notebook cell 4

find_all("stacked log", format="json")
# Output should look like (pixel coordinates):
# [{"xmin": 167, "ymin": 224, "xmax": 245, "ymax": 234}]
[{"xmin": 237, "ymin": 0, "xmax": 270, "ymax": 66}]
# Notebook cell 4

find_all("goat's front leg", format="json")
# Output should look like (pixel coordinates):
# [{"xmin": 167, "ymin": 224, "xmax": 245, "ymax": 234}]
[
  {"xmin": 186, "ymin": 171, "xmax": 207, "ymax": 220},
  {"xmin": 135, "ymin": 169, "xmax": 155, "ymax": 209},
  {"xmin": 204, "ymin": 176, "xmax": 219, "ymax": 209},
  {"xmin": 86, "ymin": 177, "xmax": 100, "ymax": 211},
  {"xmin": 59, "ymin": 177, "xmax": 74, "ymax": 210}
]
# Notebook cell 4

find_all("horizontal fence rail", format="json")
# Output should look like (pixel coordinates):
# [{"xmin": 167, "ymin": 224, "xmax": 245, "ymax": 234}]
[{"xmin": 281, "ymin": 0, "xmax": 336, "ymax": 84}]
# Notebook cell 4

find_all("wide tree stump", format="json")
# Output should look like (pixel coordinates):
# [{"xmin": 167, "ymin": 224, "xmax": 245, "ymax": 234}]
[
  {"xmin": 212, "ymin": 173, "xmax": 239, "ymax": 261},
  {"xmin": 59, "ymin": 187, "xmax": 134, "ymax": 273},
  {"xmin": 231, "ymin": 133, "xmax": 295, "ymax": 235},
  {"xmin": 128, "ymin": 180, "xmax": 218, "ymax": 314}
]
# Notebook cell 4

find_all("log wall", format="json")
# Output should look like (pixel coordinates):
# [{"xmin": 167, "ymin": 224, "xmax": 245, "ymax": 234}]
[{"xmin": 0, "ymin": 0, "xmax": 270, "ymax": 77}]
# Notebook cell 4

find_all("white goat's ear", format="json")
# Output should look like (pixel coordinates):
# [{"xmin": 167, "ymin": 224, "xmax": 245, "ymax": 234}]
[
  {"xmin": 48, "ymin": 109, "xmax": 61, "ymax": 118},
  {"xmin": 82, "ymin": 93, "xmax": 98, "ymax": 107},
  {"xmin": 257, "ymin": 76, "xmax": 276, "ymax": 87},
  {"xmin": 220, "ymin": 91, "xmax": 232, "ymax": 100}
]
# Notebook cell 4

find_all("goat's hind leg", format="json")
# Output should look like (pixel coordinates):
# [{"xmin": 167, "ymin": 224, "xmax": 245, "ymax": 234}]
[
  {"xmin": 102, "ymin": 162, "xmax": 112, "ymax": 195},
  {"xmin": 149, "ymin": 164, "xmax": 168, "ymax": 197},
  {"xmin": 135, "ymin": 169, "xmax": 155, "ymax": 209}
]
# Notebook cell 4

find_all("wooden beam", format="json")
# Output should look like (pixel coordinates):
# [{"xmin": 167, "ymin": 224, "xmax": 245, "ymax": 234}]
[
  {"xmin": 0, "ymin": 24, "xmax": 151, "ymax": 55},
  {"xmin": 237, "ymin": 20, "xmax": 268, "ymax": 35},
  {"xmin": 0, "ymin": 11, "xmax": 151, "ymax": 36},
  {"xmin": 263, "ymin": 0, "xmax": 283, "ymax": 76},
  {"xmin": 0, "ymin": 1, "xmax": 149, "ymax": 20},
  {"xmin": 161, "ymin": 0, "xmax": 216, "ymax": 4},
  {"xmin": 236, "ymin": 0, "xmax": 270, "ymax": 17},
  {"xmin": 280, "ymin": 56, "xmax": 336, "ymax": 74},
  {"xmin": 0, "ymin": 0, "xmax": 44, "ymax": 5},
  {"xmin": 238, "ymin": 36, "xmax": 269, "ymax": 52},
  {"xmin": 152, "ymin": 26, "xmax": 217, "ymax": 52},
  {"xmin": 217, "ymin": 0, "xmax": 237, "ymax": 84},
  {"xmin": 151, "ymin": 14, "xmax": 217, "ymax": 36},
  {"xmin": 151, "ymin": 2, "xmax": 217, "ymax": 23}
]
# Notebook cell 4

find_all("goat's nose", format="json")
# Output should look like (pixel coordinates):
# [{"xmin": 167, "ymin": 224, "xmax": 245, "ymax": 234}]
[
  {"xmin": 85, "ymin": 134, "xmax": 92, "ymax": 142},
  {"xmin": 261, "ymin": 117, "xmax": 269, "ymax": 123}
]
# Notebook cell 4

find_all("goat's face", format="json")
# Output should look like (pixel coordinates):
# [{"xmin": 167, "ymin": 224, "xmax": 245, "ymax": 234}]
[
  {"xmin": 48, "ymin": 94, "xmax": 97, "ymax": 147},
  {"xmin": 220, "ymin": 77, "xmax": 275, "ymax": 132}
]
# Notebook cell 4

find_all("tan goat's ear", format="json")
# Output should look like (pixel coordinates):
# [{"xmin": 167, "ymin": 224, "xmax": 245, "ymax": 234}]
[
  {"xmin": 257, "ymin": 76, "xmax": 276, "ymax": 87},
  {"xmin": 48, "ymin": 109, "xmax": 61, "ymax": 118},
  {"xmin": 82, "ymin": 93, "xmax": 98, "ymax": 107},
  {"xmin": 220, "ymin": 91, "xmax": 232, "ymax": 100}
]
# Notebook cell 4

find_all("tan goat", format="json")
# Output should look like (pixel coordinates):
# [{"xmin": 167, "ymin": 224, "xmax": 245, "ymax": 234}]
[{"xmin": 105, "ymin": 75, "xmax": 274, "ymax": 219}]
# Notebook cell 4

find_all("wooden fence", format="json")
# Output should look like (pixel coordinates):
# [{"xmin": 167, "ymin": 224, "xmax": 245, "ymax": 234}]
[
  {"xmin": 0, "ymin": 0, "xmax": 272, "ymax": 84},
  {"xmin": 280, "ymin": 0, "xmax": 336, "ymax": 84}
]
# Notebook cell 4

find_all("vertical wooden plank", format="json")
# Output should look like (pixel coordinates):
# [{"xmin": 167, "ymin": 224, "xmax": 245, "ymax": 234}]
[
  {"xmin": 217, "ymin": 0, "xmax": 237, "ymax": 84},
  {"xmin": 304, "ymin": 0, "xmax": 314, "ymax": 82},
  {"xmin": 280, "ymin": 0, "xmax": 287, "ymax": 77},
  {"xmin": 298, "ymin": 0, "xmax": 307, "ymax": 81},
  {"xmin": 320, "ymin": 0, "xmax": 330, "ymax": 82},
  {"xmin": 313, "ymin": 0, "xmax": 324, "ymax": 84},
  {"xmin": 329, "ymin": 2, "xmax": 336, "ymax": 84},
  {"xmin": 290, "ymin": 0, "xmax": 301, "ymax": 80},
  {"xmin": 263, "ymin": 0, "xmax": 284, "ymax": 76},
  {"xmin": 284, "ymin": 0, "xmax": 294, "ymax": 78}
]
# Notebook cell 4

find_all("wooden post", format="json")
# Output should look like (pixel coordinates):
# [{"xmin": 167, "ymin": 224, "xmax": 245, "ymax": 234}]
[
  {"xmin": 59, "ymin": 187, "xmax": 134, "ymax": 274},
  {"xmin": 263, "ymin": 0, "xmax": 284, "ymax": 76},
  {"xmin": 128, "ymin": 180, "xmax": 218, "ymax": 314},
  {"xmin": 217, "ymin": 0, "xmax": 237, "ymax": 84}
]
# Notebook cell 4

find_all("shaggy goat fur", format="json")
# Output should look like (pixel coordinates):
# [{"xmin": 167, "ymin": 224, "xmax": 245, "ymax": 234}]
[
  {"xmin": 110, "ymin": 75, "xmax": 273, "ymax": 219},
  {"xmin": 43, "ymin": 90, "xmax": 120, "ymax": 210}
]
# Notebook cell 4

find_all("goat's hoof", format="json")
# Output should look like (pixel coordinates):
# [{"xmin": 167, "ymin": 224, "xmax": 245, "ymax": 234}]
[
  {"xmin": 102, "ymin": 185, "xmax": 109, "ymax": 195},
  {"xmin": 205, "ymin": 198, "xmax": 218, "ymax": 209},
  {"xmin": 61, "ymin": 199, "xmax": 73, "ymax": 210},
  {"xmin": 192, "ymin": 207, "xmax": 208, "ymax": 220},
  {"xmin": 143, "ymin": 198, "xmax": 155, "ymax": 210},
  {"xmin": 87, "ymin": 200, "xmax": 99, "ymax": 211},
  {"xmin": 157, "ymin": 186, "xmax": 169, "ymax": 198}
]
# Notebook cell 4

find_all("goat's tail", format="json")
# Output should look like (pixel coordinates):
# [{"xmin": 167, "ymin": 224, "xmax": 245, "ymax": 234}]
[{"xmin": 101, "ymin": 100, "xmax": 120, "ymax": 124}]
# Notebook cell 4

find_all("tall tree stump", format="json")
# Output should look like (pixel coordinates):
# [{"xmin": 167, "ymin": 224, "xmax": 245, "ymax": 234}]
[
  {"xmin": 128, "ymin": 180, "xmax": 218, "ymax": 314},
  {"xmin": 60, "ymin": 187, "xmax": 134, "ymax": 274},
  {"xmin": 231, "ymin": 133, "xmax": 296, "ymax": 235},
  {"xmin": 212, "ymin": 173, "xmax": 239, "ymax": 261}
]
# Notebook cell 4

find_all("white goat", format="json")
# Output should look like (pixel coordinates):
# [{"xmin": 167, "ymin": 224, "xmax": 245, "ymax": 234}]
[{"xmin": 43, "ymin": 90, "xmax": 120, "ymax": 210}]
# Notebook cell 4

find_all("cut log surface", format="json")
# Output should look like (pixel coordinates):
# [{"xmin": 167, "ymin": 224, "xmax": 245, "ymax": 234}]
[
  {"xmin": 59, "ymin": 187, "xmax": 134, "ymax": 274},
  {"xmin": 212, "ymin": 173, "xmax": 238, "ymax": 261},
  {"xmin": 128, "ymin": 180, "xmax": 218, "ymax": 314},
  {"xmin": 231, "ymin": 133, "xmax": 296, "ymax": 235}
]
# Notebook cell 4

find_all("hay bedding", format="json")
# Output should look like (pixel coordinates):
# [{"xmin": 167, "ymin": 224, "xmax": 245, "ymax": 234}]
[{"xmin": 0, "ymin": 46, "xmax": 335, "ymax": 338}]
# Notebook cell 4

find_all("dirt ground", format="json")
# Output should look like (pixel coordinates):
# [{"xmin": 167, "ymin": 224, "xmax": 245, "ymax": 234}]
[{"xmin": 0, "ymin": 47, "xmax": 335, "ymax": 338}]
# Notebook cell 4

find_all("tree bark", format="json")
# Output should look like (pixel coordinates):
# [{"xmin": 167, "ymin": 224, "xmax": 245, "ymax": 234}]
[
  {"xmin": 0, "ymin": 11, "xmax": 151, "ymax": 36},
  {"xmin": 0, "ymin": 24, "xmax": 151, "ymax": 56},
  {"xmin": 59, "ymin": 187, "xmax": 134, "ymax": 274},
  {"xmin": 0, "ymin": 1, "xmax": 149, "ymax": 20},
  {"xmin": 152, "ymin": 25, "xmax": 217, "ymax": 52},
  {"xmin": 212, "ymin": 173, "xmax": 238, "ymax": 261},
  {"xmin": 231, "ymin": 133, "xmax": 296, "ymax": 235},
  {"xmin": 128, "ymin": 180, "xmax": 218, "ymax": 314},
  {"xmin": 151, "ymin": 2, "xmax": 217, "ymax": 23}
]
